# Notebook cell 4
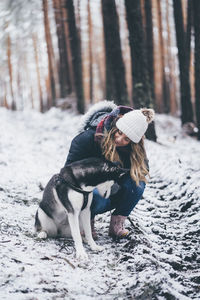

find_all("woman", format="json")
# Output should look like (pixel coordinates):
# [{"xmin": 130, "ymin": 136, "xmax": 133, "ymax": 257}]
[{"xmin": 65, "ymin": 101, "xmax": 154, "ymax": 239}]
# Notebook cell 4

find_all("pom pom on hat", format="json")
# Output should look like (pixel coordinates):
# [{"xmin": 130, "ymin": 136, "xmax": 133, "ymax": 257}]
[
  {"xmin": 116, "ymin": 108, "xmax": 155, "ymax": 143},
  {"xmin": 140, "ymin": 108, "xmax": 155, "ymax": 123}
]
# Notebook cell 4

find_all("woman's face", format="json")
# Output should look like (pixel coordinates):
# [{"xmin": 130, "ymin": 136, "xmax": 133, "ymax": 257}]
[{"xmin": 114, "ymin": 130, "xmax": 131, "ymax": 147}]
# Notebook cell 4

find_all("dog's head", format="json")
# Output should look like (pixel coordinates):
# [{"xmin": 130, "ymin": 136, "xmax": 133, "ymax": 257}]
[
  {"xmin": 62, "ymin": 158, "xmax": 129, "ymax": 192},
  {"xmin": 101, "ymin": 160, "xmax": 129, "ymax": 181},
  {"xmin": 74, "ymin": 157, "xmax": 128, "ymax": 182}
]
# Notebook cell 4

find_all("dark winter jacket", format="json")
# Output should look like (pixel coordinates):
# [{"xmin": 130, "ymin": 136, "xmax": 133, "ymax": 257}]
[
  {"xmin": 65, "ymin": 127, "xmax": 132, "ymax": 168},
  {"xmin": 65, "ymin": 128, "xmax": 102, "ymax": 165}
]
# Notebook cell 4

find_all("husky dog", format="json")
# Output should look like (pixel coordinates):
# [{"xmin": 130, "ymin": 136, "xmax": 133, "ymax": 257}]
[{"xmin": 35, "ymin": 158, "xmax": 127, "ymax": 260}]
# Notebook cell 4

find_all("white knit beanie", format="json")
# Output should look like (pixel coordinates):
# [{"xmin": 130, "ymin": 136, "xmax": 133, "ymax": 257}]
[{"xmin": 116, "ymin": 108, "xmax": 155, "ymax": 143}]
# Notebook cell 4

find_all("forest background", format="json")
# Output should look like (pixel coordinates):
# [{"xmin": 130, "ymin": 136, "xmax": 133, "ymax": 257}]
[
  {"xmin": 0, "ymin": 0, "xmax": 200, "ymax": 139},
  {"xmin": 0, "ymin": 1, "xmax": 200, "ymax": 299}
]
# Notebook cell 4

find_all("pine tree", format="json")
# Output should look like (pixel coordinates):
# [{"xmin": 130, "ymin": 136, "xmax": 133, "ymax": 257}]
[{"xmin": 102, "ymin": 0, "xmax": 129, "ymax": 105}]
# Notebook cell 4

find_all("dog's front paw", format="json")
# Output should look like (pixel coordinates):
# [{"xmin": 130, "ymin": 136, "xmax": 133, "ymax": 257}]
[
  {"xmin": 37, "ymin": 231, "xmax": 48, "ymax": 239},
  {"xmin": 90, "ymin": 244, "xmax": 103, "ymax": 252},
  {"xmin": 76, "ymin": 249, "xmax": 88, "ymax": 261}
]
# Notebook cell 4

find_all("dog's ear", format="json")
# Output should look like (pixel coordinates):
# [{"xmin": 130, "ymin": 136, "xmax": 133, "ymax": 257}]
[
  {"xmin": 118, "ymin": 167, "xmax": 129, "ymax": 177},
  {"xmin": 112, "ymin": 161, "xmax": 122, "ymax": 168},
  {"xmin": 120, "ymin": 168, "xmax": 129, "ymax": 174},
  {"xmin": 108, "ymin": 161, "xmax": 130, "ymax": 175}
]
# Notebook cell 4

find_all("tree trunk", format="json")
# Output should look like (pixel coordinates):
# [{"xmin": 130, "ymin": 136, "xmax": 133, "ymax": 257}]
[
  {"xmin": 43, "ymin": 0, "xmax": 56, "ymax": 108},
  {"xmin": 17, "ymin": 67, "xmax": 23, "ymax": 110},
  {"xmin": 102, "ymin": 0, "xmax": 129, "ymax": 106},
  {"xmin": 192, "ymin": 0, "xmax": 200, "ymax": 139},
  {"xmin": 157, "ymin": 0, "xmax": 169, "ymax": 113},
  {"xmin": 173, "ymin": 0, "xmax": 193, "ymax": 124},
  {"xmin": 53, "ymin": 0, "xmax": 71, "ymax": 98},
  {"xmin": 3, "ymin": 83, "xmax": 9, "ymax": 109},
  {"xmin": 152, "ymin": 0, "xmax": 162, "ymax": 112},
  {"xmin": 65, "ymin": 0, "xmax": 85, "ymax": 113},
  {"xmin": 185, "ymin": 0, "xmax": 192, "ymax": 72},
  {"xmin": 7, "ymin": 35, "xmax": 16, "ymax": 110},
  {"xmin": 88, "ymin": 0, "xmax": 93, "ymax": 103},
  {"xmin": 33, "ymin": 34, "xmax": 44, "ymax": 113},
  {"xmin": 125, "ymin": 0, "xmax": 152, "ymax": 108},
  {"xmin": 61, "ymin": 0, "xmax": 75, "ymax": 92},
  {"xmin": 144, "ymin": 0, "xmax": 155, "ymax": 106}
]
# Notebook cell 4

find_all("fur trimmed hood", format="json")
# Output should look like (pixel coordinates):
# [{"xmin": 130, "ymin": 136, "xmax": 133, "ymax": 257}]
[{"xmin": 78, "ymin": 100, "xmax": 117, "ymax": 133}]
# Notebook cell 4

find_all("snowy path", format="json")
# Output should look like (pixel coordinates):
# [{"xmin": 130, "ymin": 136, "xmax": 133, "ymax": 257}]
[{"xmin": 0, "ymin": 108, "xmax": 199, "ymax": 300}]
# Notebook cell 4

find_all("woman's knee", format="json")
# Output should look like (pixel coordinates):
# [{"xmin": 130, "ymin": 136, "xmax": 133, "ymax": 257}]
[
  {"xmin": 121, "ymin": 176, "xmax": 145, "ymax": 198},
  {"xmin": 135, "ymin": 181, "xmax": 146, "ymax": 199}
]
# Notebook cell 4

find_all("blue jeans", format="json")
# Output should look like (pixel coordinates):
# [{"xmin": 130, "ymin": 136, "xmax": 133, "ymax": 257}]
[{"xmin": 91, "ymin": 175, "xmax": 145, "ymax": 219}]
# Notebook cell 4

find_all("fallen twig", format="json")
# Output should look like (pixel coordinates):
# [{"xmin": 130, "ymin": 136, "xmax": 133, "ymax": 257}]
[
  {"xmin": 0, "ymin": 240, "xmax": 11, "ymax": 243},
  {"xmin": 52, "ymin": 255, "xmax": 76, "ymax": 269}
]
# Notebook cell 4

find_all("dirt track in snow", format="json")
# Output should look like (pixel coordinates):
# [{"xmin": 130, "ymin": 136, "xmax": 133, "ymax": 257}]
[{"xmin": 0, "ymin": 108, "xmax": 199, "ymax": 300}]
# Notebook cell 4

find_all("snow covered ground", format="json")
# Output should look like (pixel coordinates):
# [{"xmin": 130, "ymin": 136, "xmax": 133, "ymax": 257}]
[{"xmin": 0, "ymin": 107, "xmax": 199, "ymax": 300}]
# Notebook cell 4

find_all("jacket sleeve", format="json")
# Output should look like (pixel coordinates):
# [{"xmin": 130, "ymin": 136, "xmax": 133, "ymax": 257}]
[{"xmin": 65, "ymin": 129, "xmax": 100, "ymax": 165}]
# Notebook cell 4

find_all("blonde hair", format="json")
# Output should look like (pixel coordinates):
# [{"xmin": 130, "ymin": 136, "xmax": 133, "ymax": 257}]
[{"xmin": 100, "ymin": 127, "xmax": 149, "ymax": 186}]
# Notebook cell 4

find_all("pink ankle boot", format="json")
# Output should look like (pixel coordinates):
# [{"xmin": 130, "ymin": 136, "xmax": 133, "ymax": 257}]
[{"xmin": 109, "ymin": 215, "xmax": 129, "ymax": 238}]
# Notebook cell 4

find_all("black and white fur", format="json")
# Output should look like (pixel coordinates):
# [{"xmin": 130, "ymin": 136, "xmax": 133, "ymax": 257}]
[{"xmin": 35, "ymin": 158, "xmax": 126, "ymax": 260}]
